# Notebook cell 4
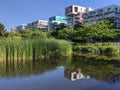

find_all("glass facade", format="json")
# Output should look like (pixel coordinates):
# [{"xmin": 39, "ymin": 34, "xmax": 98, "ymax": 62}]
[
  {"xmin": 48, "ymin": 16, "xmax": 67, "ymax": 30},
  {"xmin": 49, "ymin": 16, "xmax": 67, "ymax": 23}
]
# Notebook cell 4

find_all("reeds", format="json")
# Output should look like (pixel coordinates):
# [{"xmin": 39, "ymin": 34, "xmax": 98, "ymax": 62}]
[{"xmin": 0, "ymin": 38, "xmax": 72, "ymax": 61}]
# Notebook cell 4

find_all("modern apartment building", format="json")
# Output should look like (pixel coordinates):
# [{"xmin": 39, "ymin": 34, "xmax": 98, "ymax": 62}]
[
  {"xmin": 83, "ymin": 5, "xmax": 120, "ymax": 28},
  {"xmin": 16, "ymin": 20, "xmax": 48, "ymax": 31},
  {"xmin": 48, "ymin": 16, "xmax": 67, "ymax": 30},
  {"xmin": 16, "ymin": 24, "xmax": 27, "ymax": 31},
  {"xmin": 65, "ymin": 5, "xmax": 93, "ymax": 27}
]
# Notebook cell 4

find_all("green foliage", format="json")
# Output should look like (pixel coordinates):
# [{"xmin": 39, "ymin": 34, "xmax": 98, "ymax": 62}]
[
  {"xmin": 92, "ymin": 20, "xmax": 116, "ymax": 42},
  {"xmin": 73, "ymin": 43, "xmax": 120, "ymax": 55},
  {"xmin": 104, "ymin": 46, "xmax": 119, "ymax": 55},
  {"xmin": 74, "ymin": 22, "xmax": 83, "ymax": 30},
  {"xmin": 114, "ymin": 29, "xmax": 120, "ymax": 41},
  {"xmin": 56, "ymin": 28, "xmax": 74, "ymax": 39},
  {"xmin": 0, "ymin": 38, "xmax": 72, "ymax": 60},
  {"xmin": 0, "ymin": 23, "xmax": 6, "ymax": 37},
  {"xmin": 59, "ymin": 23, "xmax": 67, "ymax": 30},
  {"xmin": 73, "ymin": 20, "xmax": 116, "ymax": 42},
  {"xmin": 51, "ymin": 20, "xmax": 117, "ymax": 43},
  {"xmin": 106, "ymin": 17, "xmax": 116, "ymax": 28},
  {"xmin": 18, "ymin": 29, "xmax": 50, "ymax": 39},
  {"xmin": 71, "ymin": 26, "xmax": 92, "ymax": 42},
  {"xmin": 50, "ymin": 28, "xmax": 74, "ymax": 40}
]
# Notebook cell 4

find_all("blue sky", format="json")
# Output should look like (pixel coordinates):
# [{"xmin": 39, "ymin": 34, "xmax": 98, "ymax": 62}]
[{"xmin": 0, "ymin": 0, "xmax": 119, "ymax": 30}]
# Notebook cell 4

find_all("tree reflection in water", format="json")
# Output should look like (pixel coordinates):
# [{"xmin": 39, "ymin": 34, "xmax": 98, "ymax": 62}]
[
  {"xmin": 64, "ymin": 55, "xmax": 120, "ymax": 84},
  {"xmin": 0, "ymin": 54, "xmax": 120, "ymax": 85}
]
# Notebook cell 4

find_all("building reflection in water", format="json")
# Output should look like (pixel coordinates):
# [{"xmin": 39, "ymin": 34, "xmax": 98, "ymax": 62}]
[
  {"xmin": 64, "ymin": 68, "xmax": 90, "ymax": 81},
  {"xmin": 105, "ymin": 73, "xmax": 120, "ymax": 84}
]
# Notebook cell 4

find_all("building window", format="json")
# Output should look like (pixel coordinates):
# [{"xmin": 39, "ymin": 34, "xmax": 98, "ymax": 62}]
[
  {"xmin": 75, "ymin": 7, "xmax": 78, "ymax": 12},
  {"xmin": 115, "ymin": 7, "xmax": 118, "ymax": 11},
  {"xmin": 65, "ymin": 6, "xmax": 72, "ymax": 14},
  {"xmin": 107, "ymin": 8, "xmax": 111, "ymax": 12},
  {"xmin": 97, "ymin": 9, "xmax": 103, "ymax": 14}
]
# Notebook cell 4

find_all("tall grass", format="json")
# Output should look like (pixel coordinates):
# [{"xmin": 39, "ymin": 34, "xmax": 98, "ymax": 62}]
[{"xmin": 0, "ymin": 38, "xmax": 72, "ymax": 61}]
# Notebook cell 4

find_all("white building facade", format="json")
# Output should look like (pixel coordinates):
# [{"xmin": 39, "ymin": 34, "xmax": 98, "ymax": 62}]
[
  {"xmin": 16, "ymin": 20, "xmax": 48, "ymax": 31},
  {"xmin": 83, "ymin": 5, "xmax": 120, "ymax": 28},
  {"xmin": 16, "ymin": 24, "xmax": 27, "ymax": 31}
]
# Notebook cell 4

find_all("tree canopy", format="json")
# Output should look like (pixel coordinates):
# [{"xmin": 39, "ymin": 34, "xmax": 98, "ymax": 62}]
[
  {"xmin": 0, "ymin": 23, "xmax": 6, "ymax": 37},
  {"xmin": 51, "ymin": 20, "xmax": 117, "ymax": 43},
  {"xmin": 0, "ymin": 20, "xmax": 117, "ymax": 43}
]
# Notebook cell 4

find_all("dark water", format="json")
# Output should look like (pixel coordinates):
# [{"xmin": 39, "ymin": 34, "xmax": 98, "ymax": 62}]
[{"xmin": 0, "ymin": 55, "xmax": 120, "ymax": 90}]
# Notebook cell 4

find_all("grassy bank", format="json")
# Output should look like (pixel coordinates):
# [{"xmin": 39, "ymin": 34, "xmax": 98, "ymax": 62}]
[
  {"xmin": 73, "ymin": 43, "xmax": 120, "ymax": 55},
  {"xmin": 0, "ymin": 38, "xmax": 72, "ymax": 60},
  {"xmin": 73, "ymin": 52, "xmax": 120, "ymax": 60}
]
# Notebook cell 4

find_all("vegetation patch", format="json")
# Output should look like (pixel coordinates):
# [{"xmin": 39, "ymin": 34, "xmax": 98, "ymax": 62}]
[{"xmin": 73, "ymin": 43, "xmax": 120, "ymax": 55}]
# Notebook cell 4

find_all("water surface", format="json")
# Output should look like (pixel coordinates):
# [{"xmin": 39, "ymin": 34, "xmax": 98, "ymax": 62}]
[{"xmin": 0, "ymin": 55, "xmax": 120, "ymax": 90}]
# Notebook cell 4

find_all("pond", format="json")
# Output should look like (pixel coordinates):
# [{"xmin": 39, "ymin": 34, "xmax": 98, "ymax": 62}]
[{"xmin": 0, "ymin": 55, "xmax": 120, "ymax": 90}]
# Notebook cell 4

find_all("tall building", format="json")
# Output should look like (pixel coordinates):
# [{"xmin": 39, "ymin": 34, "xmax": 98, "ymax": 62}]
[
  {"xmin": 65, "ymin": 5, "xmax": 93, "ymax": 27},
  {"xmin": 83, "ymin": 5, "xmax": 120, "ymax": 28},
  {"xmin": 48, "ymin": 16, "xmax": 67, "ymax": 30},
  {"xmin": 16, "ymin": 20, "xmax": 48, "ymax": 31},
  {"xmin": 16, "ymin": 24, "xmax": 27, "ymax": 31}
]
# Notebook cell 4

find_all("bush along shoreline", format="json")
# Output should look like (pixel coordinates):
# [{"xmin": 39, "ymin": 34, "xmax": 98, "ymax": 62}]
[{"xmin": 73, "ymin": 43, "xmax": 120, "ymax": 55}]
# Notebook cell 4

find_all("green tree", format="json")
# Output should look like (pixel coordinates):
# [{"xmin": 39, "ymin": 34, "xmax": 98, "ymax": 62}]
[
  {"xmin": 68, "ymin": 22, "xmax": 95, "ymax": 42},
  {"xmin": 71, "ymin": 20, "xmax": 116, "ymax": 43},
  {"xmin": 71, "ymin": 27, "xmax": 91, "ymax": 42},
  {"xmin": 56, "ymin": 28, "xmax": 74, "ymax": 40},
  {"xmin": 51, "ymin": 20, "xmax": 116, "ymax": 43},
  {"xmin": 106, "ymin": 17, "xmax": 115, "ymax": 28},
  {"xmin": 0, "ymin": 23, "xmax": 6, "ymax": 37},
  {"xmin": 59, "ymin": 23, "xmax": 67, "ymax": 30},
  {"xmin": 50, "ymin": 29, "xmax": 59, "ymax": 38},
  {"xmin": 93, "ymin": 20, "xmax": 116, "ymax": 42},
  {"xmin": 74, "ymin": 22, "xmax": 83, "ymax": 30}
]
